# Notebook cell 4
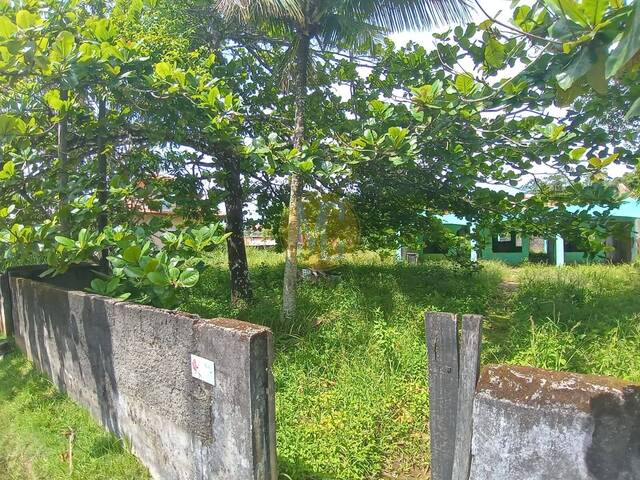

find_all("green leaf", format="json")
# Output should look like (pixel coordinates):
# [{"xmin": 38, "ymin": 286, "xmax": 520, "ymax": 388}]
[
  {"xmin": 148, "ymin": 270, "xmax": 170, "ymax": 286},
  {"xmin": 545, "ymin": 0, "xmax": 589, "ymax": 27},
  {"xmin": 94, "ymin": 18, "xmax": 114, "ymax": 41},
  {"xmin": 625, "ymin": 96, "xmax": 640, "ymax": 120},
  {"xmin": 606, "ymin": 0, "xmax": 640, "ymax": 77},
  {"xmin": 0, "ymin": 160, "xmax": 15, "ymax": 180},
  {"xmin": 298, "ymin": 159, "xmax": 314, "ymax": 172},
  {"xmin": 583, "ymin": 0, "xmax": 609, "ymax": 26},
  {"xmin": 52, "ymin": 31, "xmax": 76, "ymax": 59},
  {"xmin": 55, "ymin": 236, "xmax": 76, "ymax": 248},
  {"xmin": 123, "ymin": 245, "xmax": 142, "ymax": 263},
  {"xmin": 454, "ymin": 74, "xmax": 475, "ymax": 95},
  {"xmin": 600, "ymin": 153, "xmax": 618, "ymax": 167},
  {"xmin": 178, "ymin": 268, "xmax": 199, "ymax": 288},
  {"xmin": 588, "ymin": 156, "xmax": 602, "ymax": 168},
  {"xmin": 0, "ymin": 114, "xmax": 17, "ymax": 138},
  {"xmin": 556, "ymin": 48, "xmax": 593, "ymax": 90},
  {"xmin": 44, "ymin": 90, "xmax": 64, "ymax": 111},
  {"xmin": 169, "ymin": 266, "xmax": 180, "ymax": 282},
  {"xmin": 570, "ymin": 147, "xmax": 587, "ymax": 160},
  {"xmin": 154, "ymin": 61, "xmax": 172, "ymax": 78},
  {"xmin": 484, "ymin": 38, "xmax": 505, "ymax": 68},
  {"xmin": 0, "ymin": 16, "xmax": 17, "ymax": 38},
  {"xmin": 15, "ymin": 10, "xmax": 39, "ymax": 29}
]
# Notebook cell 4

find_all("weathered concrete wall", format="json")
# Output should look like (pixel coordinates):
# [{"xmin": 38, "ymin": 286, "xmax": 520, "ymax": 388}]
[
  {"xmin": 10, "ymin": 277, "xmax": 277, "ymax": 480},
  {"xmin": 0, "ymin": 272, "xmax": 11, "ymax": 336},
  {"xmin": 1, "ymin": 264, "xmax": 100, "ymax": 336},
  {"xmin": 469, "ymin": 364, "xmax": 640, "ymax": 480}
]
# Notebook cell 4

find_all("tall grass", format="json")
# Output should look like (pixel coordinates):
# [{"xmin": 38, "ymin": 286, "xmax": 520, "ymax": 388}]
[
  {"xmin": 484, "ymin": 263, "xmax": 640, "ymax": 381},
  {"xmin": 182, "ymin": 252, "xmax": 506, "ymax": 479}
]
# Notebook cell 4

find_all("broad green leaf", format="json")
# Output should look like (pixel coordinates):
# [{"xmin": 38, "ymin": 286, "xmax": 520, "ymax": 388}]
[
  {"xmin": 15, "ymin": 10, "xmax": 39, "ymax": 29},
  {"xmin": 0, "ymin": 16, "xmax": 16, "ymax": 38},
  {"xmin": 55, "ymin": 236, "xmax": 76, "ymax": 248},
  {"xmin": 178, "ymin": 268, "xmax": 199, "ymax": 288},
  {"xmin": 484, "ymin": 38, "xmax": 505, "ymax": 68},
  {"xmin": 0, "ymin": 160, "xmax": 15, "ymax": 180},
  {"xmin": 148, "ymin": 270, "xmax": 170, "ymax": 286},
  {"xmin": 513, "ymin": 5, "xmax": 532, "ymax": 28},
  {"xmin": 600, "ymin": 153, "xmax": 618, "ymax": 167},
  {"xmin": 606, "ymin": 0, "xmax": 640, "ymax": 77},
  {"xmin": 583, "ymin": 0, "xmax": 609, "ymax": 26},
  {"xmin": 454, "ymin": 74, "xmax": 475, "ymax": 95},
  {"xmin": 169, "ymin": 266, "xmax": 180, "ymax": 282},
  {"xmin": 154, "ymin": 61, "xmax": 172, "ymax": 78},
  {"xmin": 94, "ymin": 18, "xmax": 114, "ymax": 41},
  {"xmin": 44, "ymin": 90, "xmax": 64, "ymax": 110},
  {"xmin": 556, "ymin": 48, "xmax": 593, "ymax": 89},
  {"xmin": 570, "ymin": 147, "xmax": 587, "ymax": 160},
  {"xmin": 298, "ymin": 159, "xmax": 314, "ymax": 172},
  {"xmin": 0, "ymin": 114, "xmax": 17, "ymax": 138},
  {"xmin": 52, "ymin": 31, "xmax": 76, "ymax": 59},
  {"xmin": 625, "ymin": 96, "xmax": 640, "ymax": 120},
  {"xmin": 123, "ymin": 245, "xmax": 141, "ymax": 263},
  {"xmin": 588, "ymin": 156, "xmax": 602, "ymax": 168},
  {"xmin": 545, "ymin": 0, "xmax": 589, "ymax": 26},
  {"xmin": 90, "ymin": 278, "xmax": 106, "ymax": 292}
]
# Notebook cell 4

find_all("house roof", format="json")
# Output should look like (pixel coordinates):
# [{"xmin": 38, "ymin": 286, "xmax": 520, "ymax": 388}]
[
  {"xmin": 566, "ymin": 198, "xmax": 640, "ymax": 219},
  {"xmin": 436, "ymin": 214, "xmax": 469, "ymax": 226}
]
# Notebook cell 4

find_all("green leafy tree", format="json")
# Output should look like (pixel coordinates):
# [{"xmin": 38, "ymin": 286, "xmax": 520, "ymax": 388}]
[{"xmin": 216, "ymin": 0, "xmax": 472, "ymax": 319}]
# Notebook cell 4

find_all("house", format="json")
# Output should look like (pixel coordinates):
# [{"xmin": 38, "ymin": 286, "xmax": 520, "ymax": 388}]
[{"xmin": 400, "ymin": 199, "xmax": 640, "ymax": 265}]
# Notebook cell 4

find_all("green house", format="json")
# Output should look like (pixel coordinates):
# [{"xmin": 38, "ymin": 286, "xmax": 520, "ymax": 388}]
[{"xmin": 401, "ymin": 199, "xmax": 640, "ymax": 266}]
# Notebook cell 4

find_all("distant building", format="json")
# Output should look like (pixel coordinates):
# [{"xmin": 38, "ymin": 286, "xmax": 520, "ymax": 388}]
[{"xmin": 400, "ymin": 199, "xmax": 640, "ymax": 266}]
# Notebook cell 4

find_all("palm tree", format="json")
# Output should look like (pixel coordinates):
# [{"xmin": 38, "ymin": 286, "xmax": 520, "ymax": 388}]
[{"xmin": 216, "ymin": 0, "xmax": 472, "ymax": 319}]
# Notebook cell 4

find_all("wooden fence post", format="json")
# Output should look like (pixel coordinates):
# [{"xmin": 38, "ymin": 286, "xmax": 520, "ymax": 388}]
[
  {"xmin": 425, "ymin": 312, "xmax": 459, "ymax": 480},
  {"xmin": 451, "ymin": 315, "xmax": 483, "ymax": 480}
]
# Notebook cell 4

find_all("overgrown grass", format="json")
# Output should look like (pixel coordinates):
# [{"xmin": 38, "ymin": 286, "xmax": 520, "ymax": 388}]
[
  {"xmin": 0, "ymin": 346, "xmax": 149, "ymax": 480},
  {"xmin": 182, "ymin": 251, "xmax": 507, "ymax": 479},
  {"xmin": 2, "ymin": 251, "xmax": 639, "ymax": 480},
  {"xmin": 485, "ymin": 262, "xmax": 640, "ymax": 381}
]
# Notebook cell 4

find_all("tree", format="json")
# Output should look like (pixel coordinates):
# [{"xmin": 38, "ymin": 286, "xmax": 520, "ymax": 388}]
[{"xmin": 216, "ymin": 0, "xmax": 472, "ymax": 319}]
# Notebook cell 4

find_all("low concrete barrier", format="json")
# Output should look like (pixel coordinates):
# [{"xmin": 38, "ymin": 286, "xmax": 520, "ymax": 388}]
[
  {"xmin": 9, "ymin": 276, "xmax": 277, "ymax": 480},
  {"xmin": 470, "ymin": 364, "xmax": 640, "ymax": 480}
]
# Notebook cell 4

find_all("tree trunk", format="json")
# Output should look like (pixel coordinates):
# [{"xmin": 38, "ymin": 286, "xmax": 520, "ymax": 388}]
[
  {"xmin": 282, "ymin": 32, "xmax": 310, "ymax": 321},
  {"xmin": 58, "ymin": 89, "xmax": 70, "ymax": 233},
  {"xmin": 223, "ymin": 153, "xmax": 252, "ymax": 305}
]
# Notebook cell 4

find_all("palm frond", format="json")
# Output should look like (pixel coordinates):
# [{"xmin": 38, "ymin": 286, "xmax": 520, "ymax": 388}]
[
  {"xmin": 345, "ymin": 0, "xmax": 473, "ymax": 31},
  {"xmin": 215, "ymin": 0, "xmax": 304, "ymax": 23}
]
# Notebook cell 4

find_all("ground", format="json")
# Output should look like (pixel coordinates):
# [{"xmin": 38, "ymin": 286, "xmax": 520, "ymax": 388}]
[{"xmin": 1, "ymin": 251, "xmax": 639, "ymax": 479}]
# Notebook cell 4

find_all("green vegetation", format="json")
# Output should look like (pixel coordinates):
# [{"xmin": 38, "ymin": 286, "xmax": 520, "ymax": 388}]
[
  {"xmin": 0, "ymin": 347, "xmax": 149, "ymax": 480},
  {"xmin": 180, "ymin": 250, "xmax": 640, "ymax": 479},
  {"xmin": 2, "ymin": 251, "xmax": 640, "ymax": 479}
]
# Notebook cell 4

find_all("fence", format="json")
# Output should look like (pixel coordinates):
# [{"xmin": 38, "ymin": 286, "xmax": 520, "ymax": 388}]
[
  {"xmin": 425, "ymin": 312, "xmax": 640, "ymax": 480},
  {"xmin": 2, "ymin": 265, "xmax": 277, "ymax": 480}
]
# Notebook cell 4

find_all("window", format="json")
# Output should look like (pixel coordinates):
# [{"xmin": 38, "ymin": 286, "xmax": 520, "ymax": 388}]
[{"xmin": 492, "ymin": 232, "xmax": 523, "ymax": 253}]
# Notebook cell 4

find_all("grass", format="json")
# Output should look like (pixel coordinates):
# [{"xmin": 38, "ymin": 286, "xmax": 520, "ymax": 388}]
[
  {"xmin": 0, "ymin": 347, "xmax": 149, "ymax": 480},
  {"xmin": 1, "ymin": 250, "xmax": 640, "ymax": 479},
  {"xmin": 181, "ymin": 251, "xmax": 507, "ymax": 479}
]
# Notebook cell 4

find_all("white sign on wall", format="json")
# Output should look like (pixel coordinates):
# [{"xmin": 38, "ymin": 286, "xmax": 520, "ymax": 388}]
[{"xmin": 191, "ymin": 354, "xmax": 215, "ymax": 386}]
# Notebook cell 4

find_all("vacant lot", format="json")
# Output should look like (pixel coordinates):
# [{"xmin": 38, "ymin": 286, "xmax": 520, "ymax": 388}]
[{"xmin": 1, "ymin": 252, "xmax": 639, "ymax": 479}]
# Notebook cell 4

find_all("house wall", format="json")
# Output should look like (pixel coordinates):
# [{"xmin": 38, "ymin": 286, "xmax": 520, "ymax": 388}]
[{"xmin": 480, "ymin": 233, "xmax": 530, "ymax": 265}]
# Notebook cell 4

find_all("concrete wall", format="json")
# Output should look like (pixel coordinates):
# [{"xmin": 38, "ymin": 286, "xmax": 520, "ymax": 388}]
[
  {"xmin": 9, "ymin": 276, "xmax": 277, "ymax": 480},
  {"xmin": 469, "ymin": 364, "xmax": 640, "ymax": 480}
]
